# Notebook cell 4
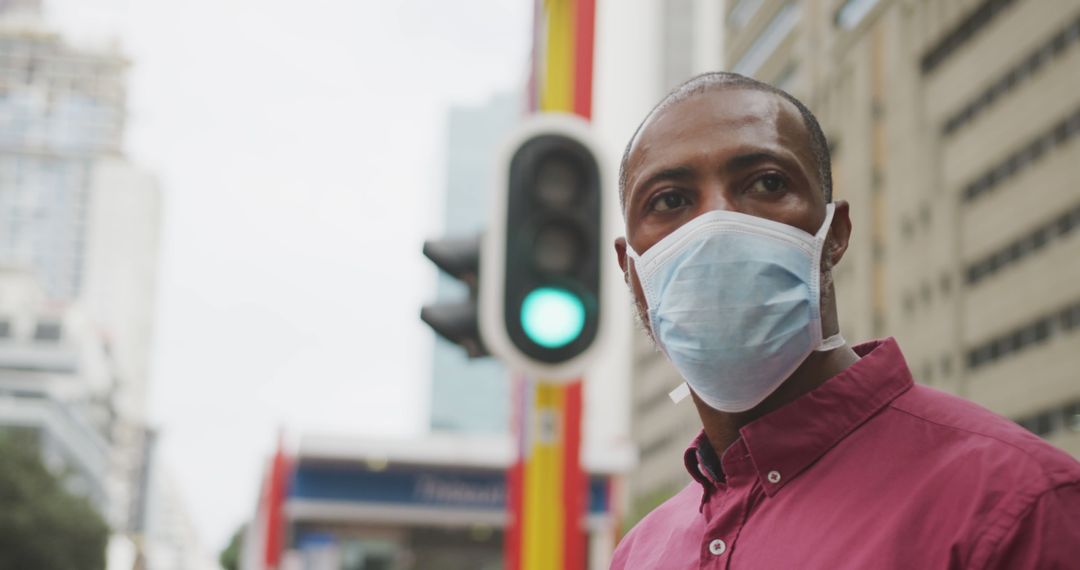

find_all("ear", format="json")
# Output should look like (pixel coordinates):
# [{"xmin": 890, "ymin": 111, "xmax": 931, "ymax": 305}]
[
  {"xmin": 614, "ymin": 236, "xmax": 630, "ymax": 278},
  {"xmin": 826, "ymin": 200, "xmax": 852, "ymax": 267}
]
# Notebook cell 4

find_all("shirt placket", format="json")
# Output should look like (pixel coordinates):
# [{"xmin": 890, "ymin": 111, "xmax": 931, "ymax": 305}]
[{"xmin": 698, "ymin": 445, "xmax": 758, "ymax": 569}]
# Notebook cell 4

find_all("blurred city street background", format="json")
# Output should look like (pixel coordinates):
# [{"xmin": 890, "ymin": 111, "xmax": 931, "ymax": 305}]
[{"xmin": 1, "ymin": 0, "xmax": 1078, "ymax": 569}]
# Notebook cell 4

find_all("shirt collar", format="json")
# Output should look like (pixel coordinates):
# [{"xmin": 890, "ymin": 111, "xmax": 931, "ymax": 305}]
[{"xmin": 683, "ymin": 338, "xmax": 914, "ymax": 496}]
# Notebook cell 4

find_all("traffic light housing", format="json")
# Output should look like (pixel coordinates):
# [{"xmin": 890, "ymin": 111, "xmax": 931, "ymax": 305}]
[
  {"xmin": 420, "ymin": 234, "xmax": 488, "ymax": 358},
  {"xmin": 481, "ymin": 114, "xmax": 606, "ymax": 378}
]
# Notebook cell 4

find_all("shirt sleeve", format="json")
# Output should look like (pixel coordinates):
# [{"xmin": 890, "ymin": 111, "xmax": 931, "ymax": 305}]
[{"xmin": 977, "ymin": 482, "xmax": 1080, "ymax": 570}]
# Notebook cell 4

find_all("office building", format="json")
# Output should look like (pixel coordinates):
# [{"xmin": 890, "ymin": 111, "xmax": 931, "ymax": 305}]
[{"xmin": 0, "ymin": 267, "xmax": 115, "ymax": 515}]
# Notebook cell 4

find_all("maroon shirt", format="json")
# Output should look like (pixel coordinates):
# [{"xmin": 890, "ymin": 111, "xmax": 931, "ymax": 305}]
[{"xmin": 612, "ymin": 338, "xmax": 1080, "ymax": 569}]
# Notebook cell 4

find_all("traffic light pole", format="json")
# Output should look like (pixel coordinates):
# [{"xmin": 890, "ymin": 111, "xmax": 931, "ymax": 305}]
[
  {"xmin": 484, "ymin": 109, "xmax": 603, "ymax": 570},
  {"xmin": 421, "ymin": 2, "xmax": 602, "ymax": 567},
  {"xmin": 502, "ymin": 2, "xmax": 596, "ymax": 569}
]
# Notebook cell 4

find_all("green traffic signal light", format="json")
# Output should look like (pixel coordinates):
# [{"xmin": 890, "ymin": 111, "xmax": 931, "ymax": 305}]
[{"xmin": 520, "ymin": 286, "xmax": 586, "ymax": 349}]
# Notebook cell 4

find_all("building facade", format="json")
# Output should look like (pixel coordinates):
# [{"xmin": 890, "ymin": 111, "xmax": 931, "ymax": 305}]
[
  {"xmin": 242, "ymin": 433, "xmax": 622, "ymax": 570},
  {"xmin": 623, "ymin": 0, "xmax": 1080, "ymax": 525},
  {"xmin": 0, "ymin": 267, "xmax": 115, "ymax": 515},
  {"xmin": 0, "ymin": 5, "xmax": 176, "ymax": 566}
]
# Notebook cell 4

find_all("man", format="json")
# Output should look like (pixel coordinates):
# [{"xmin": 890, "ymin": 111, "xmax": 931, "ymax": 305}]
[{"xmin": 610, "ymin": 72, "xmax": 1080, "ymax": 569}]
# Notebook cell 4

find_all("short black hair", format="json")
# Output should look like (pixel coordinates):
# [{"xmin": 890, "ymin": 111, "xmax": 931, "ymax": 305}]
[{"xmin": 619, "ymin": 72, "xmax": 832, "ymax": 211}]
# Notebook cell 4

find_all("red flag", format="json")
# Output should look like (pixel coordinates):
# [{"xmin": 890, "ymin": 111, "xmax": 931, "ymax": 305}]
[{"xmin": 264, "ymin": 434, "xmax": 289, "ymax": 568}]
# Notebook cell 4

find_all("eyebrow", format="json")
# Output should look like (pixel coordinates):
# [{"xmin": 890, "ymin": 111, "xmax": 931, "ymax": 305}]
[
  {"xmin": 726, "ymin": 151, "xmax": 787, "ymax": 171},
  {"xmin": 629, "ymin": 165, "xmax": 696, "ymax": 209}
]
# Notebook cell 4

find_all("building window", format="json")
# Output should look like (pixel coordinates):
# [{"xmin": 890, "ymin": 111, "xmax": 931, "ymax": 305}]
[
  {"xmin": 1061, "ymin": 304, "xmax": 1080, "ymax": 332},
  {"xmin": 834, "ymin": 0, "xmax": 881, "ymax": 30},
  {"xmin": 940, "ymin": 273, "xmax": 952, "ymax": 296},
  {"xmin": 901, "ymin": 215, "xmax": 914, "ymax": 240},
  {"xmin": 920, "ymin": 0, "xmax": 1019, "ymax": 74},
  {"xmin": 943, "ymin": 15, "xmax": 1080, "ymax": 136},
  {"xmin": 967, "ymin": 299, "xmax": 1080, "ymax": 370},
  {"xmin": 732, "ymin": 2, "xmax": 800, "ymax": 78},
  {"xmin": 1066, "ymin": 402, "xmax": 1080, "ymax": 433},
  {"xmin": 32, "ymin": 320, "xmax": 61, "ymax": 342},
  {"xmin": 940, "ymin": 354, "xmax": 953, "ymax": 378},
  {"xmin": 965, "ymin": 201, "xmax": 1080, "ymax": 286},
  {"xmin": 963, "ymin": 107, "xmax": 1080, "ymax": 203},
  {"xmin": 728, "ymin": 0, "xmax": 766, "ymax": 30},
  {"xmin": 1016, "ymin": 400, "xmax": 1080, "ymax": 439}
]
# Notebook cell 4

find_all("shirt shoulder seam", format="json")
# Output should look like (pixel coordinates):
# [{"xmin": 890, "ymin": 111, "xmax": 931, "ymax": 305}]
[{"xmin": 886, "ymin": 402, "xmax": 1071, "ymax": 483}]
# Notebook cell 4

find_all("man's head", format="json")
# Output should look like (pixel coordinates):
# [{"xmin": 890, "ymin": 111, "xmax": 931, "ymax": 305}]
[
  {"xmin": 619, "ymin": 72, "xmax": 833, "ymax": 211},
  {"xmin": 614, "ymin": 72, "xmax": 851, "ymax": 338}
]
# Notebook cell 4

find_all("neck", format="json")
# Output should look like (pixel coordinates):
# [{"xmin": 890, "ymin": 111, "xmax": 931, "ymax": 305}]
[{"xmin": 692, "ymin": 343, "xmax": 861, "ymax": 461}]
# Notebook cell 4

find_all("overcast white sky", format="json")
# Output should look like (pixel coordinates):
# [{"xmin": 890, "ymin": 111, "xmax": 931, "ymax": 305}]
[{"xmin": 47, "ymin": 0, "xmax": 532, "ymax": 554}]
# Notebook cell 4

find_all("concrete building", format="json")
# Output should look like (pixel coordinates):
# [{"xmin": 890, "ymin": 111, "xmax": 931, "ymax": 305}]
[
  {"xmin": 0, "ymin": 5, "xmax": 179, "ymax": 567},
  {"xmin": 622, "ymin": 0, "xmax": 1080, "ymax": 524},
  {"xmin": 0, "ymin": 267, "xmax": 115, "ymax": 515}
]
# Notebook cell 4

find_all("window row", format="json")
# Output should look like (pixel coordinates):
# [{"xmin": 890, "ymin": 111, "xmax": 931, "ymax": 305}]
[
  {"xmin": 732, "ymin": 2, "xmax": 800, "ymax": 77},
  {"xmin": 727, "ymin": 0, "xmax": 765, "ymax": 30},
  {"xmin": 833, "ymin": 0, "xmax": 881, "ymax": 30},
  {"xmin": 967, "ymin": 299, "xmax": 1080, "ymax": 370},
  {"xmin": 1016, "ymin": 400, "xmax": 1080, "ymax": 438},
  {"xmin": 966, "ymin": 201, "xmax": 1080, "ymax": 285},
  {"xmin": 921, "ymin": 0, "xmax": 1017, "ymax": 74},
  {"xmin": 943, "ymin": 14, "xmax": 1080, "ymax": 136},
  {"xmin": 902, "ymin": 272, "xmax": 954, "ymax": 316},
  {"xmin": 0, "ymin": 319, "xmax": 63, "ymax": 342},
  {"xmin": 962, "ymin": 106, "xmax": 1080, "ymax": 203},
  {"xmin": 918, "ymin": 353, "xmax": 954, "ymax": 385}
]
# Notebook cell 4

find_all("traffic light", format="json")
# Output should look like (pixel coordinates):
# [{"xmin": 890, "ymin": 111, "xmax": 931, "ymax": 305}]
[
  {"xmin": 420, "ymin": 234, "xmax": 488, "ymax": 358},
  {"xmin": 481, "ymin": 114, "xmax": 606, "ymax": 378}
]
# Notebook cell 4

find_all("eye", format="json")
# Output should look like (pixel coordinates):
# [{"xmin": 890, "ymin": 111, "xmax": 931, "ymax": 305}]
[
  {"xmin": 747, "ymin": 173, "xmax": 787, "ymax": 195},
  {"xmin": 650, "ymin": 191, "xmax": 689, "ymax": 213}
]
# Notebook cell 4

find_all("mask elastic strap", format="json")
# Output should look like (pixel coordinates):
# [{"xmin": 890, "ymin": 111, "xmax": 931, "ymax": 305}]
[
  {"xmin": 815, "ymin": 333, "xmax": 846, "ymax": 352},
  {"xmin": 669, "ymin": 382, "xmax": 690, "ymax": 404}
]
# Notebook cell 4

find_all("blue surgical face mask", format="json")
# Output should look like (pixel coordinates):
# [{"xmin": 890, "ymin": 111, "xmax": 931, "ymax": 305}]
[{"xmin": 626, "ymin": 204, "xmax": 844, "ymax": 412}]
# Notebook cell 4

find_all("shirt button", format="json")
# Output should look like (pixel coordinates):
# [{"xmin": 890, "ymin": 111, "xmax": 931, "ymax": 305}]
[
  {"xmin": 767, "ymin": 470, "xmax": 782, "ymax": 484},
  {"xmin": 709, "ymin": 538, "xmax": 726, "ymax": 556}
]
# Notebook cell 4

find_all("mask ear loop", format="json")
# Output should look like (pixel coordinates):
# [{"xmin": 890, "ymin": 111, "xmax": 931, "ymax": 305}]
[
  {"xmin": 669, "ymin": 382, "xmax": 690, "ymax": 403},
  {"xmin": 815, "ymin": 333, "xmax": 847, "ymax": 352},
  {"xmin": 813, "ymin": 204, "xmax": 845, "ymax": 353}
]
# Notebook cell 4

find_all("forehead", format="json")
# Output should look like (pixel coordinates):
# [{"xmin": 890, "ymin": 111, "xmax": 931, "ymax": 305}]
[{"xmin": 625, "ymin": 88, "xmax": 813, "ymax": 198}]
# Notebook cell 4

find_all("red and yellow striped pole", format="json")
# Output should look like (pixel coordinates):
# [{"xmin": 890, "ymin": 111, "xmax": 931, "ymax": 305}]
[
  {"xmin": 506, "ymin": 375, "xmax": 586, "ymax": 570},
  {"xmin": 505, "ymin": 3, "xmax": 595, "ymax": 570}
]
